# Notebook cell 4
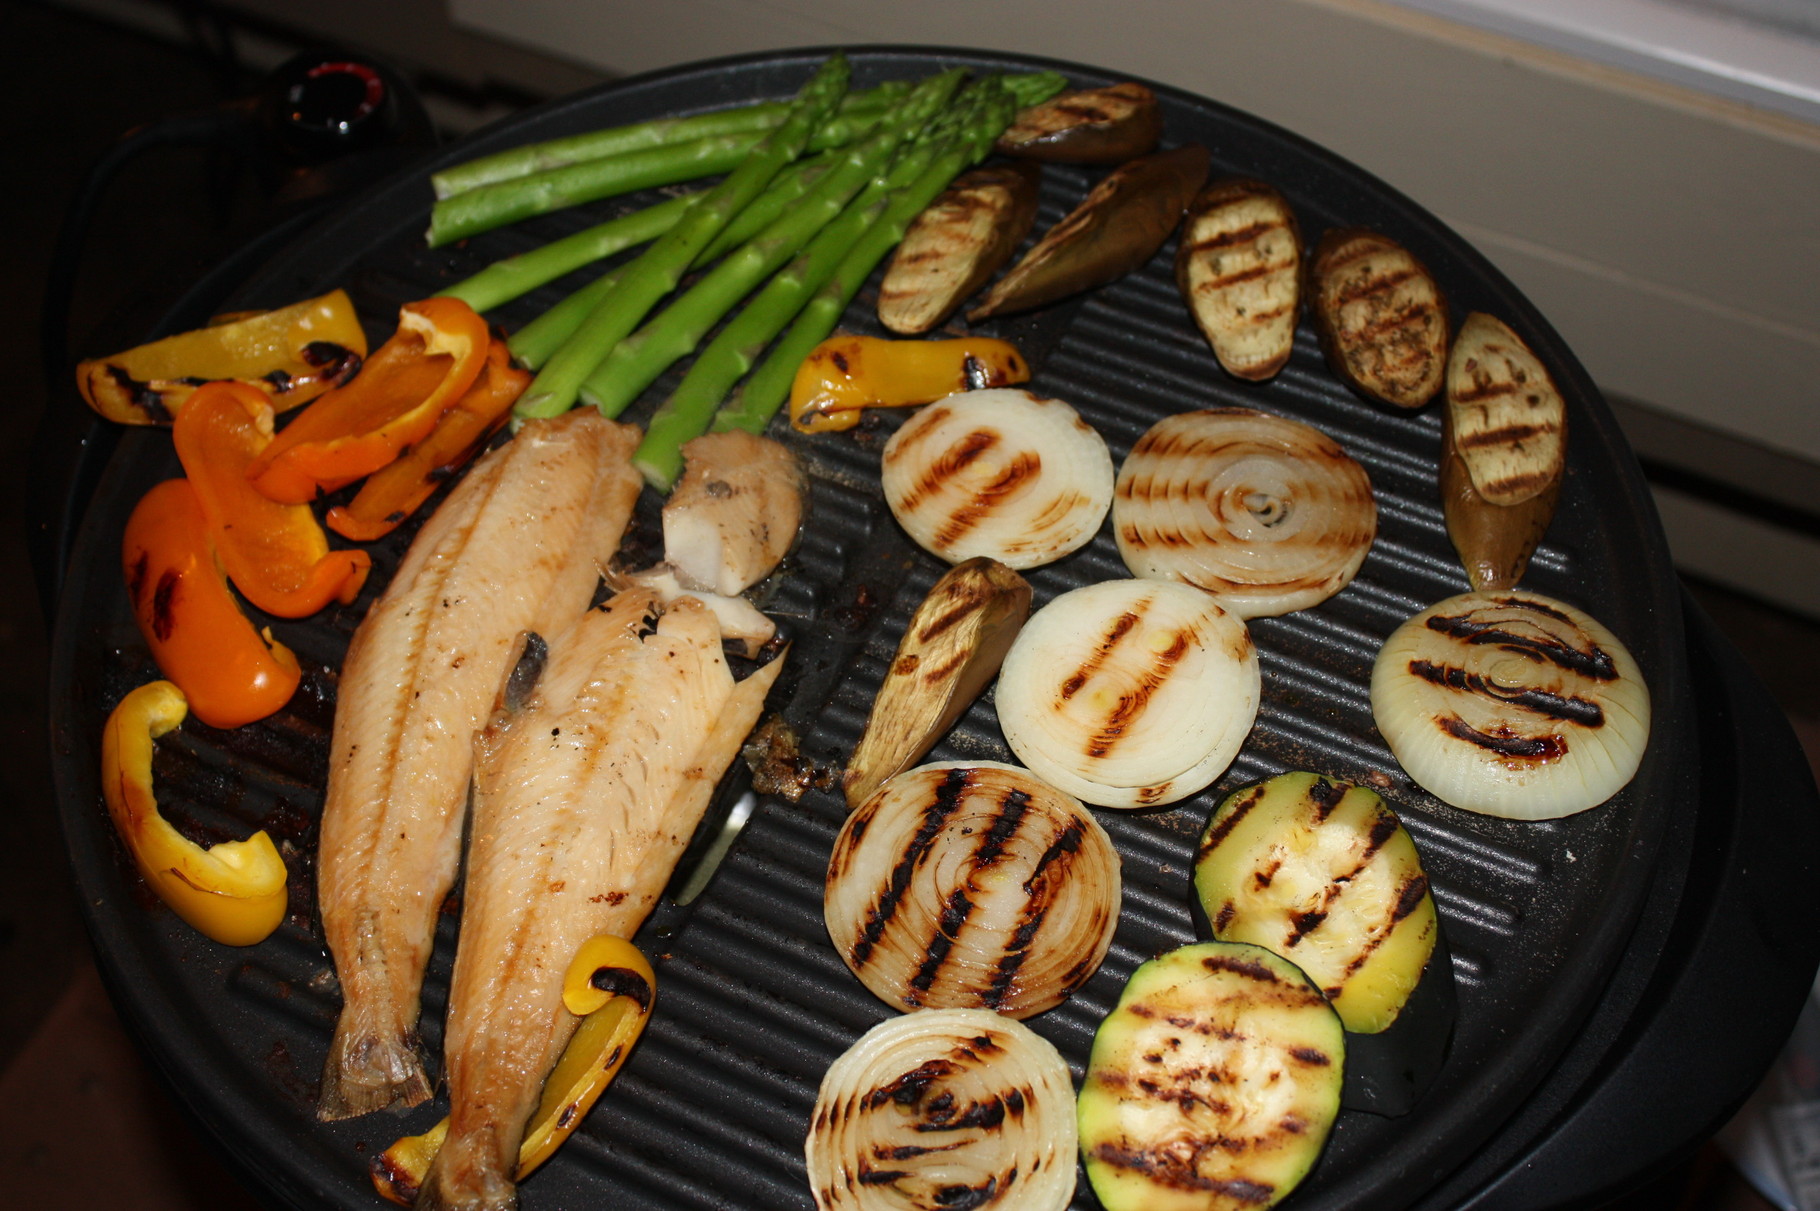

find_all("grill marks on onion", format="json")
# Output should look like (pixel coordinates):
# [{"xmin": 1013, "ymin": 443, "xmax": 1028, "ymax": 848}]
[
  {"xmin": 1115, "ymin": 410, "xmax": 1375, "ymax": 619},
  {"xmin": 826, "ymin": 763, "xmax": 1119, "ymax": 1019},
  {"xmin": 881, "ymin": 389, "xmax": 1113, "ymax": 570},
  {"xmin": 1373, "ymin": 590, "xmax": 1651, "ymax": 819},
  {"xmin": 807, "ymin": 1009, "xmax": 1078, "ymax": 1211},
  {"xmin": 998, "ymin": 580, "xmax": 1259, "ymax": 808}
]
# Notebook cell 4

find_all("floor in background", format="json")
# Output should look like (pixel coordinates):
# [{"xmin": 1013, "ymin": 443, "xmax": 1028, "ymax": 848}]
[{"xmin": 4, "ymin": 2, "xmax": 1817, "ymax": 1208}]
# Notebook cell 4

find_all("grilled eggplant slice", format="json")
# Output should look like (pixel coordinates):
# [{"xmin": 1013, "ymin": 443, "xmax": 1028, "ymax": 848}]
[
  {"xmin": 1309, "ymin": 228, "xmax": 1448, "ymax": 409},
  {"xmin": 995, "ymin": 81, "xmax": 1163, "ymax": 164},
  {"xmin": 842, "ymin": 559, "xmax": 1031, "ymax": 808},
  {"xmin": 1441, "ymin": 312, "xmax": 1567, "ymax": 590},
  {"xmin": 1080, "ymin": 941, "xmax": 1344, "ymax": 1211},
  {"xmin": 969, "ymin": 144, "xmax": 1209, "ymax": 321},
  {"xmin": 879, "ymin": 163, "xmax": 1042, "ymax": 334},
  {"xmin": 1176, "ymin": 179, "xmax": 1301, "ymax": 381},
  {"xmin": 1193, "ymin": 772, "xmax": 1437, "ymax": 1034}
]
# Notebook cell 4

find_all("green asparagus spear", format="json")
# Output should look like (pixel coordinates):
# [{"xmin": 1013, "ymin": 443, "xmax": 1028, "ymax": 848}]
[
  {"xmin": 629, "ymin": 88, "xmax": 1005, "ymax": 488},
  {"xmin": 714, "ymin": 81, "xmax": 1019, "ymax": 437},
  {"xmin": 430, "ymin": 81, "xmax": 910, "ymax": 200},
  {"xmin": 515, "ymin": 55, "xmax": 851, "ymax": 421},
  {"xmin": 439, "ymin": 150, "xmax": 846, "ymax": 314},
  {"xmin": 506, "ymin": 267, "xmax": 622, "ymax": 370},
  {"xmin": 579, "ymin": 69, "xmax": 965, "ymax": 420},
  {"xmin": 427, "ymin": 97, "xmax": 874, "ymax": 248}
]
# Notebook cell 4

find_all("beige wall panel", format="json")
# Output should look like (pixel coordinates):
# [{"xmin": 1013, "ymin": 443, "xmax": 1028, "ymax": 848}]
[{"xmin": 453, "ymin": 0, "xmax": 1820, "ymax": 464}]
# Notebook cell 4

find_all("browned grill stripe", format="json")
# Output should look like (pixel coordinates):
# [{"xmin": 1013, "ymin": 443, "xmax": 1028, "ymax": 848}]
[
  {"xmin": 1059, "ymin": 609, "xmax": 1141, "ymax": 699},
  {"xmin": 1334, "ymin": 265, "xmax": 1419, "ymax": 307},
  {"xmin": 849, "ymin": 767, "xmax": 973, "ymax": 970},
  {"xmin": 1188, "ymin": 219, "xmax": 1284, "ymax": 252},
  {"xmin": 1198, "ymin": 262, "xmax": 1278, "ymax": 290},
  {"xmin": 1353, "ymin": 300, "xmax": 1438, "ymax": 343},
  {"xmin": 930, "ymin": 452, "xmax": 1041, "ymax": 549},
  {"xmin": 1439, "ymin": 714, "xmax": 1567, "ymax": 760},
  {"xmin": 985, "ymin": 817, "xmax": 1086, "ymax": 1005},
  {"xmin": 1422, "ymin": 612, "xmax": 1618, "ymax": 680},
  {"xmin": 1198, "ymin": 785, "xmax": 1266, "ymax": 861},
  {"xmin": 1085, "ymin": 627, "xmax": 1190, "ymax": 758},
  {"xmin": 908, "ymin": 787, "xmax": 1033, "ymax": 998},
  {"xmin": 1456, "ymin": 421, "xmax": 1561, "ymax": 449}
]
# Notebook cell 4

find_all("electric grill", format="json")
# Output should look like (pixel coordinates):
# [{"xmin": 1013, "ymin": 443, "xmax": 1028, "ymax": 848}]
[{"xmin": 43, "ymin": 47, "xmax": 1820, "ymax": 1211}]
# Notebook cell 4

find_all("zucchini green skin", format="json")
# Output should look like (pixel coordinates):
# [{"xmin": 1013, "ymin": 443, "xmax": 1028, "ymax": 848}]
[
  {"xmin": 1079, "ymin": 941, "xmax": 1344, "ymax": 1211},
  {"xmin": 1193, "ymin": 772, "xmax": 1436, "ymax": 1034}
]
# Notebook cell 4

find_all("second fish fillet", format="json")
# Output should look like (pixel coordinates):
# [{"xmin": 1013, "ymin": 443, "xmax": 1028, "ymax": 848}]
[{"xmin": 316, "ymin": 411, "xmax": 641, "ymax": 1120}]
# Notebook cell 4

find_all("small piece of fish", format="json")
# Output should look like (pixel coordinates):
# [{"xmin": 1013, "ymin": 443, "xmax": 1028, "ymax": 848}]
[
  {"xmin": 316, "ymin": 411, "xmax": 641, "ymax": 1121},
  {"xmin": 662, "ymin": 431, "xmax": 804, "ymax": 597},
  {"xmin": 417, "ymin": 589, "xmax": 785, "ymax": 1209}
]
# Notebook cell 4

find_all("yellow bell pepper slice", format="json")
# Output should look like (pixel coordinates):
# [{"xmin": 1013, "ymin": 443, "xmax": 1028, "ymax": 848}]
[
  {"xmin": 371, "ymin": 935, "xmax": 656, "ymax": 1205},
  {"xmin": 100, "ymin": 681, "xmax": 289, "ymax": 946},
  {"xmin": 76, "ymin": 290, "xmax": 367, "ymax": 426},
  {"xmin": 789, "ymin": 333, "xmax": 1029, "ymax": 433}
]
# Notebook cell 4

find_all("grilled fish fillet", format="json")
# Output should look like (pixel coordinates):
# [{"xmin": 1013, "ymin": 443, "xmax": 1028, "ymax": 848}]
[
  {"xmin": 316, "ymin": 411, "xmax": 641, "ymax": 1121},
  {"xmin": 418, "ymin": 590, "xmax": 785, "ymax": 1210},
  {"xmin": 662, "ymin": 430, "xmax": 804, "ymax": 597}
]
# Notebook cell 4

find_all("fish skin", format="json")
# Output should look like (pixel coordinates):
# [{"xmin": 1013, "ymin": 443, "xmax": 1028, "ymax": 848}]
[
  {"xmin": 315, "ymin": 411, "xmax": 641, "ymax": 1122},
  {"xmin": 662, "ymin": 431, "xmax": 804, "ymax": 597},
  {"xmin": 419, "ymin": 591, "xmax": 785, "ymax": 1210}
]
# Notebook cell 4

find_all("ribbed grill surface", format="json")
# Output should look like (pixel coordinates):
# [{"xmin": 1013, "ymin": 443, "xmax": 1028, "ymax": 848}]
[{"xmin": 50, "ymin": 50, "xmax": 1685, "ymax": 1211}]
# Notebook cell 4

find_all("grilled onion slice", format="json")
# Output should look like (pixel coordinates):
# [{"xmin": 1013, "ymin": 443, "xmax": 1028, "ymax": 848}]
[
  {"xmin": 1079, "ymin": 941, "xmax": 1344, "ymax": 1211},
  {"xmin": 806, "ymin": 1007, "xmax": 1078, "ymax": 1211},
  {"xmin": 1115, "ymin": 409, "xmax": 1376, "ymax": 619},
  {"xmin": 826, "ymin": 761, "xmax": 1120, "ymax": 1018},
  {"xmin": 997, "ymin": 579, "xmax": 1259, "ymax": 808},
  {"xmin": 881, "ymin": 388, "xmax": 1114, "ymax": 569},
  {"xmin": 1372, "ymin": 590, "xmax": 1651, "ymax": 818}
]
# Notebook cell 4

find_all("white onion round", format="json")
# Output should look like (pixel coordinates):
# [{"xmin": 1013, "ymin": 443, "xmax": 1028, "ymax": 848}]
[
  {"xmin": 1371, "ymin": 589, "xmax": 1651, "ymax": 819},
  {"xmin": 1114, "ymin": 408, "xmax": 1376, "ymax": 618},
  {"xmin": 825, "ymin": 761, "xmax": 1120, "ymax": 1018},
  {"xmin": 996, "ymin": 579, "xmax": 1260, "ymax": 808},
  {"xmin": 881, "ymin": 388, "xmax": 1113, "ymax": 570},
  {"xmin": 805, "ymin": 1007, "xmax": 1078, "ymax": 1211}
]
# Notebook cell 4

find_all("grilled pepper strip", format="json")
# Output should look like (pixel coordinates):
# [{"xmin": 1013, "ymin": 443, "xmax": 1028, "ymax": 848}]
[
  {"xmin": 173, "ymin": 380, "xmax": 371, "ymax": 617},
  {"xmin": 327, "ymin": 339, "xmax": 529, "ymax": 541},
  {"xmin": 123, "ymin": 479, "xmax": 302, "ymax": 728},
  {"xmin": 247, "ymin": 297, "xmax": 490, "ymax": 503},
  {"xmin": 76, "ymin": 289, "xmax": 366, "ymax": 425},
  {"xmin": 101, "ymin": 680, "xmax": 289, "ymax": 945},
  {"xmin": 789, "ymin": 334, "xmax": 1029, "ymax": 433},
  {"xmin": 371, "ymin": 936, "xmax": 655, "ymax": 1205}
]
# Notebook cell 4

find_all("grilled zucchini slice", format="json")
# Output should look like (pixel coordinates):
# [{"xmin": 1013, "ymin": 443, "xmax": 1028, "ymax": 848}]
[
  {"xmin": 1079, "ymin": 941, "xmax": 1343, "ymax": 1211},
  {"xmin": 1193, "ymin": 772, "xmax": 1436, "ymax": 1034}
]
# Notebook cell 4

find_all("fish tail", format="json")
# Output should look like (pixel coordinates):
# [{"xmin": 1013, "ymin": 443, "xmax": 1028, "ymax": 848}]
[
  {"xmin": 317, "ymin": 1008, "xmax": 433, "ymax": 1121},
  {"xmin": 415, "ymin": 1124, "xmax": 517, "ymax": 1211}
]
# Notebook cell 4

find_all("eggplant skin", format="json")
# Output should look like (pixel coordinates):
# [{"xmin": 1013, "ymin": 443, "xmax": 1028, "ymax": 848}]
[
  {"xmin": 1440, "ymin": 404, "xmax": 1562, "ymax": 590},
  {"xmin": 877, "ymin": 162, "xmax": 1042, "ymax": 335},
  {"xmin": 1175, "ymin": 178, "xmax": 1302, "ymax": 381},
  {"xmin": 996, "ymin": 81, "xmax": 1164, "ymax": 165},
  {"xmin": 1309, "ymin": 228, "xmax": 1449, "ymax": 410},
  {"xmin": 969, "ymin": 143, "xmax": 1210, "ymax": 321}
]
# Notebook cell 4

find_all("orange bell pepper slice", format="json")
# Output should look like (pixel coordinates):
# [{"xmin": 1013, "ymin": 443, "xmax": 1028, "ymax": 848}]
[
  {"xmin": 789, "ymin": 333, "xmax": 1030, "ymax": 433},
  {"xmin": 326, "ymin": 339, "xmax": 529, "ymax": 541},
  {"xmin": 173, "ymin": 380, "xmax": 371, "ymax": 617},
  {"xmin": 101, "ymin": 680, "xmax": 289, "ymax": 945},
  {"xmin": 123, "ymin": 479, "xmax": 302, "ymax": 729},
  {"xmin": 247, "ymin": 297, "xmax": 490, "ymax": 503}
]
